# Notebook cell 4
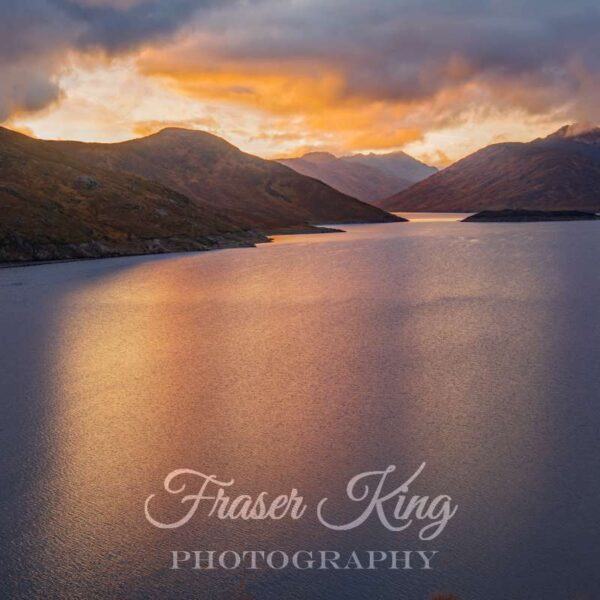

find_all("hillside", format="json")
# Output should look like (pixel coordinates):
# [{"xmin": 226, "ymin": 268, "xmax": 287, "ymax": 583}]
[
  {"xmin": 381, "ymin": 125, "xmax": 600, "ymax": 212},
  {"xmin": 53, "ymin": 129, "xmax": 398, "ymax": 229},
  {"xmin": 0, "ymin": 127, "xmax": 400, "ymax": 263},
  {"xmin": 0, "ymin": 127, "xmax": 263, "ymax": 262}
]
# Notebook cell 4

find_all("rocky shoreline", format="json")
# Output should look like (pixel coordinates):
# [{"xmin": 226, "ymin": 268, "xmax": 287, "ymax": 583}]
[
  {"xmin": 0, "ymin": 230, "xmax": 270, "ymax": 266},
  {"xmin": 0, "ymin": 225, "xmax": 352, "ymax": 268}
]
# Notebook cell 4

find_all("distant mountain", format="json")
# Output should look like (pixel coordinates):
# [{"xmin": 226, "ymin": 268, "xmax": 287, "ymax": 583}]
[
  {"xmin": 278, "ymin": 152, "xmax": 414, "ymax": 202},
  {"xmin": 342, "ymin": 151, "xmax": 438, "ymax": 184},
  {"xmin": 0, "ymin": 127, "xmax": 399, "ymax": 263},
  {"xmin": 381, "ymin": 124, "xmax": 600, "ymax": 212}
]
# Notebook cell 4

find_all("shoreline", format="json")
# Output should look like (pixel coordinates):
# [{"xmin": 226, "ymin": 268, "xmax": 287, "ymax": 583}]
[
  {"xmin": 462, "ymin": 209, "xmax": 600, "ymax": 222},
  {"xmin": 0, "ymin": 224, "xmax": 348, "ymax": 270},
  {"xmin": 0, "ymin": 230, "xmax": 265, "ymax": 270}
]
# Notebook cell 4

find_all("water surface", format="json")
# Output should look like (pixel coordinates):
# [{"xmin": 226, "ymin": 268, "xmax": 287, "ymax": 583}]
[{"xmin": 1, "ymin": 219, "xmax": 599, "ymax": 599}]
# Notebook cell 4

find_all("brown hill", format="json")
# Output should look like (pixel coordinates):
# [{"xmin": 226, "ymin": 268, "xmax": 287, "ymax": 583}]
[
  {"xmin": 54, "ymin": 128, "xmax": 398, "ymax": 229},
  {"xmin": 0, "ymin": 127, "xmax": 261, "ymax": 262},
  {"xmin": 278, "ymin": 152, "xmax": 414, "ymax": 202},
  {"xmin": 0, "ymin": 127, "xmax": 400, "ymax": 263},
  {"xmin": 381, "ymin": 124, "xmax": 600, "ymax": 212}
]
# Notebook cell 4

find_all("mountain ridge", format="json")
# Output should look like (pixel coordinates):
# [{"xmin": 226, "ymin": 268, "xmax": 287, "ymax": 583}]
[
  {"xmin": 381, "ymin": 124, "xmax": 600, "ymax": 212},
  {"xmin": 54, "ymin": 127, "xmax": 398, "ymax": 229},
  {"xmin": 279, "ymin": 150, "xmax": 436, "ymax": 203},
  {"xmin": 342, "ymin": 150, "xmax": 437, "ymax": 183},
  {"xmin": 0, "ymin": 127, "xmax": 400, "ymax": 263}
]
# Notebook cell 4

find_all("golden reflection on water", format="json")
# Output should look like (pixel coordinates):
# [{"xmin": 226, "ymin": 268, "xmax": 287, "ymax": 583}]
[
  {"xmin": 37, "ymin": 253, "xmax": 393, "ymax": 590},
  {"xmin": 37, "ymin": 263, "xmax": 195, "ymax": 591},
  {"xmin": 21, "ymin": 221, "xmax": 580, "ymax": 598}
]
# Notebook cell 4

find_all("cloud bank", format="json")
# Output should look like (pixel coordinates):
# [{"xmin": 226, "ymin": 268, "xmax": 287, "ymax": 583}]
[
  {"xmin": 2, "ymin": 0, "xmax": 600, "ymax": 150},
  {"xmin": 0, "ymin": 0, "xmax": 223, "ymax": 120}
]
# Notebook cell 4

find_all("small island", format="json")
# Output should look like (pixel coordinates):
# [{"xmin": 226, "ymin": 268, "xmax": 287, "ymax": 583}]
[{"xmin": 462, "ymin": 209, "xmax": 600, "ymax": 222}]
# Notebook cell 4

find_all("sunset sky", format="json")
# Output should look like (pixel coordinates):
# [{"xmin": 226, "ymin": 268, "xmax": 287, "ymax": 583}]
[{"xmin": 3, "ymin": 0, "xmax": 600, "ymax": 165}]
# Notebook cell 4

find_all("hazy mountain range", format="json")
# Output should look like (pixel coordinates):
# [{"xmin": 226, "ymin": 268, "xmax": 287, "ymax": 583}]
[
  {"xmin": 0, "ymin": 127, "xmax": 399, "ymax": 263},
  {"xmin": 279, "ymin": 151, "xmax": 437, "ymax": 203},
  {"xmin": 381, "ymin": 124, "xmax": 600, "ymax": 212}
]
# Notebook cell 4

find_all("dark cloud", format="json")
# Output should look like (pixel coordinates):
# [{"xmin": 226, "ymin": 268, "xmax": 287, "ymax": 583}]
[
  {"xmin": 162, "ymin": 0, "xmax": 600, "ymax": 120},
  {"xmin": 0, "ymin": 0, "xmax": 231, "ymax": 120},
  {"xmin": 2, "ymin": 0, "xmax": 600, "ymax": 125},
  {"xmin": 52, "ymin": 0, "xmax": 215, "ymax": 52},
  {"xmin": 0, "ymin": 0, "xmax": 68, "ymax": 119}
]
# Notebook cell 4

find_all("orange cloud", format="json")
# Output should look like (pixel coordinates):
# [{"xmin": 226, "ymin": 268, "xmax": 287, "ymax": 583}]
[
  {"xmin": 416, "ymin": 149, "xmax": 453, "ymax": 169},
  {"xmin": 4, "ymin": 0, "xmax": 600, "ymax": 164},
  {"xmin": 138, "ymin": 51, "xmax": 430, "ymax": 153},
  {"xmin": 4, "ymin": 123, "xmax": 38, "ymax": 138},
  {"xmin": 138, "ymin": 42, "xmax": 567, "ymax": 157},
  {"xmin": 138, "ymin": 58, "xmax": 346, "ymax": 115},
  {"xmin": 346, "ymin": 128, "xmax": 422, "ymax": 151}
]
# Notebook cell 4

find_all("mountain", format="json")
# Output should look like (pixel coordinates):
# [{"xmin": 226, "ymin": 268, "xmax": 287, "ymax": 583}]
[
  {"xmin": 342, "ymin": 151, "xmax": 438, "ymax": 184},
  {"xmin": 278, "ymin": 152, "xmax": 414, "ymax": 202},
  {"xmin": 279, "ymin": 150, "xmax": 437, "ymax": 204},
  {"xmin": 0, "ymin": 127, "xmax": 263, "ymax": 262},
  {"xmin": 0, "ymin": 127, "xmax": 400, "ymax": 263},
  {"xmin": 56, "ymin": 128, "xmax": 398, "ymax": 230},
  {"xmin": 381, "ymin": 124, "xmax": 600, "ymax": 212}
]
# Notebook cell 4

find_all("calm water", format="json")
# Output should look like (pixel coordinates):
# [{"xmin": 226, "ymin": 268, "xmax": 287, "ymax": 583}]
[{"xmin": 1, "ymin": 218, "xmax": 600, "ymax": 599}]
